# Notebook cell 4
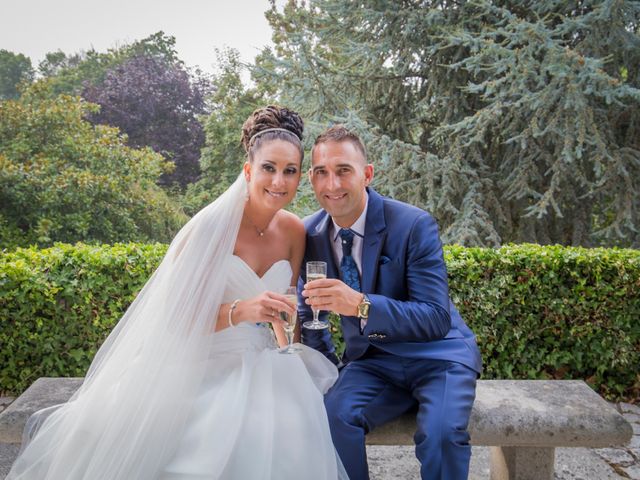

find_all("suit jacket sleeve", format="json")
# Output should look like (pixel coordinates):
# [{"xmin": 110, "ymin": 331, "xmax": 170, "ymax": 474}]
[{"xmin": 364, "ymin": 212, "xmax": 452, "ymax": 342}]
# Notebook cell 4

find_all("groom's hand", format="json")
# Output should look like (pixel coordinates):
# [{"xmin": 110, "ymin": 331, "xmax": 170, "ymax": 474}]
[{"xmin": 302, "ymin": 279, "xmax": 363, "ymax": 317}]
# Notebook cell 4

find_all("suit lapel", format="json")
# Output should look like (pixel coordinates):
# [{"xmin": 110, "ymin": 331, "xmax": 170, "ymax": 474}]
[{"xmin": 361, "ymin": 188, "xmax": 387, "ymax": 294}]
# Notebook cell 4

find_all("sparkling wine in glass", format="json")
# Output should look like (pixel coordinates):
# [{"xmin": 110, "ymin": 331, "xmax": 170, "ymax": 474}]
[
  {"xmin": 303, "ymin": 261, "xmax": 329, "ymax": 330},
  {"xmin": 279, "ymin": 287, "xmax": 301, "ymax": 354}
]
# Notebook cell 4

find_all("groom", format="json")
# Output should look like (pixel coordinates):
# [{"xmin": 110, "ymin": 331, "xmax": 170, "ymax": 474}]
[{"xmin": 299, "ymin": 126, "xmax": 482, "ymax": 480}]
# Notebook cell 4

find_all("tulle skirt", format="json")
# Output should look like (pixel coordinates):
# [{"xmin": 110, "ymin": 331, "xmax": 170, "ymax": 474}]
[
  {"xmin": 9, "ymin": 324, "xmax": 346, "ymax": 480},
  {"xmin": 160, "ymin": 323, "xmax": 347, "ymax": 479}
]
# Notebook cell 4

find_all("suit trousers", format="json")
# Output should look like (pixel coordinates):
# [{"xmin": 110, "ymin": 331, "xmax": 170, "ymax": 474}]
[{"xmin": 324, "ymin": 352, "xmax": 477, "ymax": 480}]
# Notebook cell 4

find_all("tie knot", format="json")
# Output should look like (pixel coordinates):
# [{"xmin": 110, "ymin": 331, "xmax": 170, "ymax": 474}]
[
  {"xmin": 339, "ymin": 228, "xmax": 354, "ymax": 243},
  {"xmin": 339, "ymin": 228, "xmax": 354, "ymax": 255}
]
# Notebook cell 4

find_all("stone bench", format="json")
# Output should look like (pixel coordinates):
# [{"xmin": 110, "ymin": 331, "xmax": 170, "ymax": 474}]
[
  {"xmin": 0, "ymin": 378, "xmax": 83, "ymax": 445},
  {"xmin": 0, "ymin": 378, "xmax": 634, "ymax": 480},
  {"xmin": 366, "ymin": 379, "xmax": 633, "ymax": 480}
]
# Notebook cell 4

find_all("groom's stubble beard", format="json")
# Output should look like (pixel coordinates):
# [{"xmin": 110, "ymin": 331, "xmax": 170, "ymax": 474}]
[{"xmin": 309, "ymin": 155, "xmax": 372, "ymax": 228}]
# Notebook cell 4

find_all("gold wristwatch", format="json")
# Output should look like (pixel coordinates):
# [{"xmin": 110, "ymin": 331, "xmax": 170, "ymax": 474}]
[{"xmin": 357, "ymin": 294, "xmax": 371, "ymax": 319}]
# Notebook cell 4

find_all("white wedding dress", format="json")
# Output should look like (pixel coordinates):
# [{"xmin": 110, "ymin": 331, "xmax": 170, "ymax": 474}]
[
  {"xmin": 8, "ymin": 175, "xmax": 347, "ymax": 480},
  {"xmin": 160, "ymin": 255, "xmax": 347, "ymax": 479}
]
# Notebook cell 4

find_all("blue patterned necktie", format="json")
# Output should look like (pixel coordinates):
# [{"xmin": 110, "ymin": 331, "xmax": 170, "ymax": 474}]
[{"xmin": 339, "ymin": 228, "xmax": 361, "ymax": 292}]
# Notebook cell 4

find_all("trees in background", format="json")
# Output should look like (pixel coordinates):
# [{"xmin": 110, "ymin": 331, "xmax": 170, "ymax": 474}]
[
  {"xmin": 0, "ymin": 50, "xmax": 34, "ymax": 100},
  {"xmin": 3, "ymin": 33, "xmax": 208, "ymax": 188},
  {"xmin": 3, "ymin": 5, "xmax": 639, "ymax": 247},
  {"xmin": 0, "ymin": 81, "xmax": 186, "ymax": 248},
  {"xmin": 256, "ymin": 0, "xmax": 640, "ymax": 247},
  {"xmin": 83, "ymin": 53, "xmax": 208, "ymax": 187},
  {"xmin": 183, "ymin": 48, "xmax": 269, "ymax": 214},
  {"xmin": 37, "ymin": 32, "xmax": 183, "ymax": 96}
]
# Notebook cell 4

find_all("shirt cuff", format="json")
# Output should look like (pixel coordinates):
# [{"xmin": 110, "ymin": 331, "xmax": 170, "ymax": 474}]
[{"xmin": 360, "ymin": 318, "xmax": 368, "ymax": 332}]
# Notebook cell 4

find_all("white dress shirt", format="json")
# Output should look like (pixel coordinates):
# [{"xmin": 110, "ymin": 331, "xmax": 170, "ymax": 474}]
[{"xmin": 330, "ymin": 193, "xmax": 369, "ymax": 328}]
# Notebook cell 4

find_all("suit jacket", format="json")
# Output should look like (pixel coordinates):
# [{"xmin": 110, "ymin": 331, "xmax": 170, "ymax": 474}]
[{"xmin": 299, "ymin": 187, "xmax": 482, "ymax": 374}]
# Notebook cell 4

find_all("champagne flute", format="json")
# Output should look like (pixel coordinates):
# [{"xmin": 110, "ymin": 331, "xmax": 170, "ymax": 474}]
[
  {"xmin": 303, "ymin": 261, "xmax": 329, "ymax": 330},
  {"xmin": 279, "ymin": 286, "xmax": 301, "ymax": 354}
]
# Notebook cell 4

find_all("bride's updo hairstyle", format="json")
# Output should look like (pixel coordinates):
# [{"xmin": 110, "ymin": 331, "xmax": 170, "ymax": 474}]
[{"xmin": 241, "ymin": 105, "xmax": 304, "ymax": 162}]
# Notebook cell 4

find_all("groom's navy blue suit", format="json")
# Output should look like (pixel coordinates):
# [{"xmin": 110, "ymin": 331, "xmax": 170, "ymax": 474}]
[{"xmin": 299, "ymin": 187, "xmax": 482, "ymax": 480}]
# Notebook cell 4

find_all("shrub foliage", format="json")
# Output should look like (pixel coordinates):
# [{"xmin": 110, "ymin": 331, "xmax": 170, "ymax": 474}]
[
  {"xmin": 0, "ymin": 82, "xmax": 186, "ymax": 249},
  {"xmin": 1, "ymin": 243, "xmax": 638, "ymax": 400},
  {"xmin": 1, "ymin": 243, "xmax": 166, "ymax": 393}
]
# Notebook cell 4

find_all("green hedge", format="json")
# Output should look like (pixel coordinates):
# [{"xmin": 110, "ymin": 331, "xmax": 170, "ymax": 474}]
[
  {"xmin": 1, "ymin": 243, "xmax": 639, "ymax": 400},
  {"xmin": 0, "ymin": 243, "xmax": 166, "ymax": 394},
  {"xmin": 446, "ymin": 244, "xmax": 639, "ymax": 401}
]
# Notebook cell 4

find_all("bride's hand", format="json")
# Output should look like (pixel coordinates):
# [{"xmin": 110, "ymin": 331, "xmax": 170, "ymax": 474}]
[{"xmin": 233, "ymin": 291, "xmax": 295, "ymax": 327}]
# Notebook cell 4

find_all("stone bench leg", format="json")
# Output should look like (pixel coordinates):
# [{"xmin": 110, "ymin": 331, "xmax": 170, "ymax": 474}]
[{"xmin": 490, "ymin": 446, "xmax": 555, "ymax": 480}]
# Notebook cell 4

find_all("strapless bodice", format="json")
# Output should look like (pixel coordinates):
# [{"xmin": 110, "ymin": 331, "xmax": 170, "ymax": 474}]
[{"xmin": 223, "ymin": 255, "xmax": 293, "ymax": 302}]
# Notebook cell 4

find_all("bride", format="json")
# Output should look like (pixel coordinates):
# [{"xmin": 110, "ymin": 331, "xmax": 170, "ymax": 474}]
[{"xmin": 8, "ymin": 106, "xmax": 347, "ymax": 479}]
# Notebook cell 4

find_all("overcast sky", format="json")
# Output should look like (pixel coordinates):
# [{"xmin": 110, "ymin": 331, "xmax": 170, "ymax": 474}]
[{"xmin": 0, "ymin": 0, "xmax": 282, "ymax": 74}]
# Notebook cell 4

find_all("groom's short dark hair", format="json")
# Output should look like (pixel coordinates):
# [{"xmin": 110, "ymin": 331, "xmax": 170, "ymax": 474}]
[{"xmin": 313, "ymin": 125, "xmax": 367, "ymax": 161}]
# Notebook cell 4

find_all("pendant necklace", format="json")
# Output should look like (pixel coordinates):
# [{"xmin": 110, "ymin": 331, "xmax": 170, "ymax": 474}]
[{"xmin": 246, "ymin": 213, "xmax": 273, "ymax": 237}]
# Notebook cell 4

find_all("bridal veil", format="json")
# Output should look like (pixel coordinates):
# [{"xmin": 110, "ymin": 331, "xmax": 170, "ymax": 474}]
[{"xmin": 8, "ymin": 175, "xmax": 248, "ymax": 479}]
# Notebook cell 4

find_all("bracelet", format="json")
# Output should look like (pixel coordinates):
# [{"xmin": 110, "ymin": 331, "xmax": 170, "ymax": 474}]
[{"xmin": 228, "ymin": 299, "xmax": 241, "ymax": 328}]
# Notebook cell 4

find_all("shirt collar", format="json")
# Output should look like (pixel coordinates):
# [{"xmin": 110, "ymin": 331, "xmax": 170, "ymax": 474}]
[{"xmin": 331, "ymin": 192, "xmax": 368, "ymax": 242}]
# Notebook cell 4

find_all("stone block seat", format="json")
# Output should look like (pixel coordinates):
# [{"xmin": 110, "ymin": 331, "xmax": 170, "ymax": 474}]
[
  {"xmin": 367, "ymin": 380, "xmax": 633, "ymax": 479},
  {"xmin": 0, "ymin": 378, "xmax": 634, "ymax": 480}
]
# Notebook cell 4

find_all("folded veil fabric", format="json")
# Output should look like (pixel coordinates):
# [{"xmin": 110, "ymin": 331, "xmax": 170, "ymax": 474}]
[{"xmin": 8, "ymin": 174, "xmax": 249, "ymax": 479}]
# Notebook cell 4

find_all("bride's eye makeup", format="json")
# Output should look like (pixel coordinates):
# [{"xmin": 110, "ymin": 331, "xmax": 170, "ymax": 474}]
[{"xmin": 261, "ymin": 163, "xmax": 298, "ymax": 175}]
